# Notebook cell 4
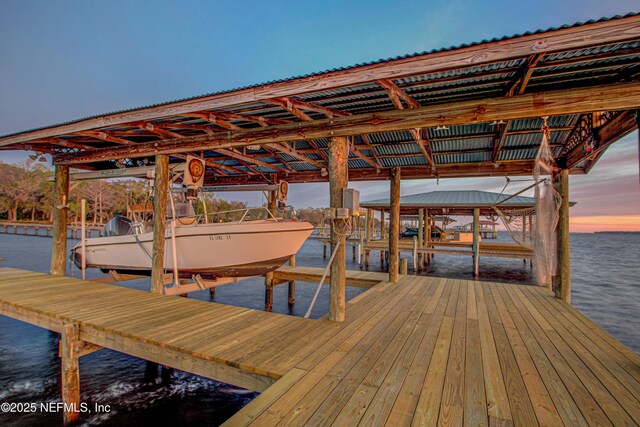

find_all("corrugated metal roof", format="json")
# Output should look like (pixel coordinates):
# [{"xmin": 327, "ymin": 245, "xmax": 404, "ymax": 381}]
[
  {"xmin": 375, "ymin": 142, "xmax": 422, "ymax": 156},
  {"xmin": 431, "ymin": 137, "xmax": 492, "ymax": 152},
  {"xmin": 361, "ymin": 190, "xmax": 537, "ymax": 208},
  {"xmin": 434, "ymin": 152, "xmax": 490, "ymax": 164},
  {"xmin": 2, "ymin": 13, "xmax": 636, "ymax": 139},
  {"xmin": 380, "ymin": 156, "xmax": 427, "ymax": 167}
]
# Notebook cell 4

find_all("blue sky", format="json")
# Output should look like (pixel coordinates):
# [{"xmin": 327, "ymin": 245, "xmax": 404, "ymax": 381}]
[{"xmin": 1, "ymin": 1, "xmax": 639, "ymax": 230}]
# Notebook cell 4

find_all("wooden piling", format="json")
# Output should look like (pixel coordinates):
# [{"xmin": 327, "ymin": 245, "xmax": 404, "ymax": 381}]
[
  {"xmin": 472, "ymin": 207, "xmax": 480, "ymax": 277},
  {"xmin": 151, "ymin": 155, "xmax": 169, "ymax": 294},
  {"xmin": 400, "ymin": 258, "xmax": 408, "ymax": 275},
  {"xmin": 288, "ymin": 255, "xmax": 295, "ymax": 306},
  {"xmin": 417, "ymin": 208, "xmax": 424, "ymax": 267},
  {"xmin": 328, "ymin": 136, "xmax": 348, "ymax": 322},
  {"xmin": 264, "ymin": 271, "xmax": 274, "ymax": 312},
  {"xmin": 389, "ymin": 167, "xmax": 400, "ymax": 283},
  {"xmin": 50, "ymin": 165, "xmax": 69, "ymax": 277},
  {"xmin": 554, "ymin": 168, "xmax": 571, "ymax": 303},
  {"xmin": 61, "ymin": 323, "xmax": 80, "ymax": 425}
]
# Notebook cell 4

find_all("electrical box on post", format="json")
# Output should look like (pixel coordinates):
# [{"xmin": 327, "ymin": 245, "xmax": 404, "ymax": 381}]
[
  {"xmin": 342, "ymin": 188, "xmax": 360, "ymax": 215},
  {"xmin": 335, "ymin": 208, "xmax": 350, "ymax": 219}
]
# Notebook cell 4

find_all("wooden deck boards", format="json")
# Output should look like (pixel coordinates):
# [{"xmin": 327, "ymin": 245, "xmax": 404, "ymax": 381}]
[
  {"xmin": 226, "ymin": 275, "xmax": 640, "ymax": 426},
  {"xmin": 0, "ymin": 267, "xmax": 639, "ymax": 426}
]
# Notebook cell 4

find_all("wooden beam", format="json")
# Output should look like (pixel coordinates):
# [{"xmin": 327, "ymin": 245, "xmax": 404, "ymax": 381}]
[
  {"xmin": 265, "ymin": 142, "xmax": 325, "ymax": 169},
  {"xmin": 377, "ymin": 79, "xmax": 421, "ymax": 108},
  {"xmin": 53, "ymin": 82, "xmax": 640, "ymax": 166},
  {"xmin": 328, "ymin": 136, "xmax": 348, "ymax": 322},
  {"xmin": 268, "ymin": 97, "xmax": 350, "ymax": 118},
  {"xmin": 348, "ymin": 137, "xmax": 379, "ymax": 168},
  {"xmin": 267, "ymin": 97, "xmax": 313, "ymax": 121},
  {"xmin": 151, "ymin": 155, "xmax": 169, "ymax": 294},
  {"xmin": 494, "ymin": 54, "xmax": 544, "ymax": 161},
  {"xmin": 409, "ymin": 128, "xmax": 435, "ymax": 166},
  {"xmin": 50, "ymin": 165, "xmax": 69, "ymax": 276},
  {"xmin": 565, "ymin": 110, "xmax": 638, "ymax": 168},
  {"xmin": 389, "ymin": 167, "xmax": 401, "ymax": 283},
  {"xmin": 77, "ymin": 131, "xmax": 133, "ymax": 145},
  {"xmin": 377, "ymin": 79, "xmax": 434, "ymax": 166}
]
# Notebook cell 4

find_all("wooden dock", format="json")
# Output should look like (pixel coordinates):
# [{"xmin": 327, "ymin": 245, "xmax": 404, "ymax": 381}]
[
  {"xmin": 1, "ymin": 267, "xmax": 639, "ymax": 425},
  {"xmin": 272, "ymin": 265, "xmax": 388, "ymax": 288}
]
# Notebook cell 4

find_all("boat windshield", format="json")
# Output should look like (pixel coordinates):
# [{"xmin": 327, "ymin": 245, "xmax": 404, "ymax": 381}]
[{"xmin": 102, "ymin": 216, "xmax": 134, "ymax": 237}]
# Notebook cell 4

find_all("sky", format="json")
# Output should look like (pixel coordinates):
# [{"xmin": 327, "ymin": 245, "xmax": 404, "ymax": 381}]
[{"xmin": 0, "ymin": 0, "xmax": 638, "ymax": 232}]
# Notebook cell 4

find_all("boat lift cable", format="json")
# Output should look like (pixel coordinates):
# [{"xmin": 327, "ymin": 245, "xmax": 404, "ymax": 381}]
[
  {"xmin": 304, "ymin": 240, "xmax": 341, "ymax": 319},
  {"xmin": 493, "ymin": 179, "xmax": 546, "ymax": 208}
]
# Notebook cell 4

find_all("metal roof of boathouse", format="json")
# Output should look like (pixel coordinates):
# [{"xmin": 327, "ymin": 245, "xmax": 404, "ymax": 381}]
[
  {"xmin": 361, "ymin": 190, "xmax": 537, "ymax": 209},
  {"xmin": 0, "ymin": 13, "xmax": 639, "ymax": 184}
]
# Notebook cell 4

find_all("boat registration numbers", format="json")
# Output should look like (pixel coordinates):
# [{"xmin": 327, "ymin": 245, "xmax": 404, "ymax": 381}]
[{"xmin": 209, "ymin": 235, "xmax": 232, "ymax": 241}]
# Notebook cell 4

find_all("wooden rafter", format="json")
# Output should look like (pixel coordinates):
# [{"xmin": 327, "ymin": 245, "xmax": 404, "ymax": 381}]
[
  {"xmin": 359, "ymin": 135, "xmax": 383, "ymax": 168},
  {"xmin": 493, "ymin": 53, "xmax": 544, "ymax": 162},
  {"xmin": 378, "ymin": 79, "xmax": 434, "ymax": 166},
  {"xmin": 37, "ymin": 138, "xmax": 95, "ymax": 150},
  {"xmin": 268, "ymin": 97, "xmax": 350, "ymax": 119},
  {"xmin": 377, "ymin": 79, "xmax": 421, "ymax": 109},
  {"xmin": 265, "ymin": 143, "xmax": 325, "ymax": 169},
  {"xmin": 52, "ymin": 82, "xmax": 640, "ymax": 165},
  {"xmin": 565, "ymin": 110, "xmax": 637, "ymax": 168},
  {"xmin": 268, "ymin": 96, "xmax": 377, "ymax": 168},
  {"xmin": 77, "ymin": 131, "xmax": 133, "ymax": 145},
  {"xmin": 215, "ymin": 148, "xmax": 290, "ymax": 173},
  {"xmin": 348, "ymin": 137, "xmax": 379, "ymax": 169}
]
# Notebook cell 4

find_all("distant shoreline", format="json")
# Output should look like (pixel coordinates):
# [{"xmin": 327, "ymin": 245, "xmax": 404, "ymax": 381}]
[{"xmin": 593, "ymin": 231, "xmax": 640, "ymax": 234}]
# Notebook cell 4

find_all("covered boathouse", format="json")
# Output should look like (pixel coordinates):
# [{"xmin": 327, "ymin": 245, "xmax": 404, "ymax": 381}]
[{"xmin": 1, "ymin": 13, "xmax": 639, "ymax": 426}]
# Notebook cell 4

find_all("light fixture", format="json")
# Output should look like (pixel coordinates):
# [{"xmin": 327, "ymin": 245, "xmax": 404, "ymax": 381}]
[
  {"xmin": 434, "ymin": 125, "xmax": 449, "ymax": 131},
  {"xmin": 320, "ymin": 168, "xmax": 328, "ymax": 177},
  {"xmin": 247, "ymin": 145, "xmax": 260, "ymax": 151}
]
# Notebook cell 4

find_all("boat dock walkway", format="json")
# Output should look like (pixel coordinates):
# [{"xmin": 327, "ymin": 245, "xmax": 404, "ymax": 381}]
[{"xmin": 1, "ymin": 267, "xmax": 639, "ymax": 425}]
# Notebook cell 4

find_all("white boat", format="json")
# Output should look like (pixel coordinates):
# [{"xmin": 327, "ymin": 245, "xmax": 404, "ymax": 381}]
[{"xmin": 71, "ymin": 207, "xmax": 313, "ymax": 279}]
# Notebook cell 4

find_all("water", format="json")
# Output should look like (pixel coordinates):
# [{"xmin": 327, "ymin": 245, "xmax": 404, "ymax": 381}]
[{"xmin": 0, "ymin": 231, "xmax": 638, "ymax": 426}]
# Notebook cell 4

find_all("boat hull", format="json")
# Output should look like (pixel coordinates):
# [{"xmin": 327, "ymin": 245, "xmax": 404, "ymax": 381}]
[{"xmin": 72, "ymin": 220, "xmax": 313, "ymax": 279}]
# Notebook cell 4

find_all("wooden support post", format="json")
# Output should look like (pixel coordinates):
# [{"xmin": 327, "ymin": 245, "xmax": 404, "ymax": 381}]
[
  {"xmin": 328, "ymin": 136, "xmax": 348, "ymax": 322},
  {"xmin": 472, "ymin": 207, "xmax": 480, "ymax": 277},
  {"xmin": 412, "ymin": 236, "xmax": 418, "ymax": 272},
  {"xmin": 365, "ymin": 208, "xmax": 371, "ymax": 243},
  {"xmin": 417, "ymin": 208, "xmax": 424, "ymax": 267},
  {"xmin": 352, "ymin": 244, "xmax": 357, "ymax": 261},
  {"xmin": 323, "ymin": 242, "xmax": 327, "ymax": 258},
  {"xmin": 400, "ymin": 258, "xmax": 408, "ymax": 275},
  {"xmin": 264, "ymin": 271, "xmax": 274, "ymax": 312},
  {"xmin": 61, "ymin": 323, "xmax": 80, "ymax": 425},
  {"xmin": 267, "ymin": 190, "xmax": 277, "ymax": 214},
  {"xmin": 81, "ymin": 199, "xmax": 86, "ymax": 280},
  {"xmin": 389, "ymin": 167, "xmax": 401, "ymax": 283},
  {"xmin": 522, "ymin": 214, "xmax": 527, "ymax": 263},
  {"xmin": 288, "ymin": 255, "xmax": 295, "ymax": 306},
  {"xmin": 209, "ymin": 286, "xmax": 216, "ymax": 298},
  {"xmin": 554, "ymin": 169, "xmax": 571, "ymax": 303},
  {"xmin": 380, "ymin": 209, "xmax": 385, "ymax": 240},
  {"xmin": 50, "ymin": 165, "xmax": 69, "ymax": 276},
  {"xmin": 151, "ymin": 155, "xmax": 169, "ymax": 294},
  {"xmin": 365, "ymin": 250, "xmax": 370, "ymax": 268},
  {"xmin": 424, "ymin": 209, "xmax": 431, "ymax": 266}
]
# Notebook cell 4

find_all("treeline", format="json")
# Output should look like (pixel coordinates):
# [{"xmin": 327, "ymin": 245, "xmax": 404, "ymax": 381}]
[{"xmin": 0, "ymin": 161, "xmax": 246, "ymax": 224}]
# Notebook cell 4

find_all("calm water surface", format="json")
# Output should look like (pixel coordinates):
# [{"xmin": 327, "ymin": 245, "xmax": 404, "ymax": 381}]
[{"xmin": 0, "ymin": 231, "xmax": 637, "ymax": 426}]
